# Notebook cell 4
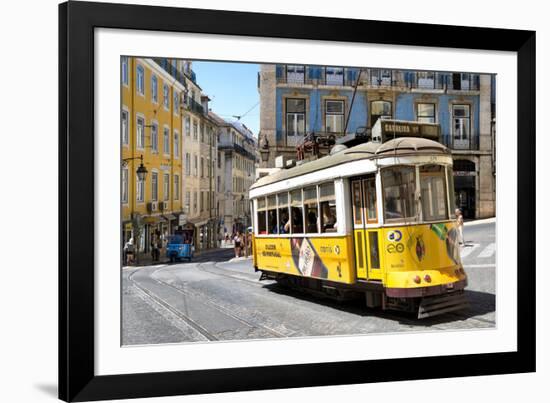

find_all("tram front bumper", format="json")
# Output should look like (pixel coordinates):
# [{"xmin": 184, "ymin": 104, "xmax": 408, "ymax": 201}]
[{"xmin": 385, "ymin": 278, "xmax": 468, "ymax": 298}]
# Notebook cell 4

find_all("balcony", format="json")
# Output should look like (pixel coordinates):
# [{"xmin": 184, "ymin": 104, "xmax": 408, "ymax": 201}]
[
  {"xmin": 186, "ymin": 98, "xmax": 204, "ymax": 115},
  {"xmin": 275, "ymin": 66, "xmax": 480, "ymax": 92},
  {"xmin": 151, "ymin": 58, "xmax": 188, "ymax": 89}
]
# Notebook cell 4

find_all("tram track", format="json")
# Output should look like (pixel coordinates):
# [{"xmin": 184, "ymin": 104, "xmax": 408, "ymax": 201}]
[
  {"xmin": 128, "ymin": 269, "xmax": 218, "ymax": 341},
  {"xmin": 151, "ymin": 266, "xmax": 288, "ymax": 339},
  {"xmin": 128, "ymin": 265, "xmax": 287, "ymax": 342}
]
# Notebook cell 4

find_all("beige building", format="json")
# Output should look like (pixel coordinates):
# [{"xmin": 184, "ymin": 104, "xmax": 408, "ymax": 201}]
[{"xmin": 214, "ymin": 116, "xmax": 258, "ymax": 235}]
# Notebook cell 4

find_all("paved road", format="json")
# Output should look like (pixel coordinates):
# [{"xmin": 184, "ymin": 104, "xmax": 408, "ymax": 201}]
[{"xmin": 122, "ymin": 222, "xmax": 496, "ymax": 345}]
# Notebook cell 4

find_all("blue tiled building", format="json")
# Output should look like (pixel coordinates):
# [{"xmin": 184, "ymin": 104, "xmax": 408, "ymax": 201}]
[{"xmin": 258, "ymin": 65, "xmax": 495, "ymax": 218}]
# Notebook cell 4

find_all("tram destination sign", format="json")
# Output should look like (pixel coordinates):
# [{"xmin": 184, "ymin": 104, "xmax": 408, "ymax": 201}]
[{"xmin": 372, "ymin": 119, "xmax": 441, "ymax": 142}]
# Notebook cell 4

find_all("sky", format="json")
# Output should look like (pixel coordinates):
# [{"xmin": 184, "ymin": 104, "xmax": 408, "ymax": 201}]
[{"xmin": 192, "ymin": 61, "xmax": 260, "ymax": 136}]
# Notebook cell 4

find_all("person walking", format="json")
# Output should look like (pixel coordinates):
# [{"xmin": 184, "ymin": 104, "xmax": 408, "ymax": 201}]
[
  {"xmin": 233, "ymin": 232, "xmax": 242, "ymax": 258},
  {"xmin": 455, "ymin": 208, "xmax": 464, "ymax": 245},
  {"xmin": 124, "ymin": 237, "xmax": 135, "ymax": 265}
]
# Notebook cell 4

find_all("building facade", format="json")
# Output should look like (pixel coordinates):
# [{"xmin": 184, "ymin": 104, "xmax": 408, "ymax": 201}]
[
  {"xmin": 121, "ymin": 57, "xmax": 223, "ymax": 261},
  {"xmin": 258, "ymin": 64, "xmax": 495, "ymax": 219},
  {"xmin": 121, "ymin": 57, "xmax": 185, "ymax": 259},
  {"xmin": 214, "ymin": 116, "xmax": 258, "ymax": 235}
]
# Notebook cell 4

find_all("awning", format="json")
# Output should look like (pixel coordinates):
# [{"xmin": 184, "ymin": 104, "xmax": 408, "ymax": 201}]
[
  {"xmin": 188, "ymin": 219, "xmax": 209, "ymax": 227},
  {"xmin": 163, "ymin": 214, "xmax": 177, "ymax": 221}
]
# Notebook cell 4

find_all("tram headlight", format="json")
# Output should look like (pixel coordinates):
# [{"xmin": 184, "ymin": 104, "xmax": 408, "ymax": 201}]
[
  {"xmin": 424, "ymin": 274, "xmax": 432, "ymax": 283},
  {"xmin": 413, "ymin": 275, "xmax": 421, "ymax": 284}
]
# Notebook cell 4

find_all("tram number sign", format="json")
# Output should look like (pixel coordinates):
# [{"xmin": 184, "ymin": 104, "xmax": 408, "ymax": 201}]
[{"xmin": 386, "ymin": 243, "xmax": 404, "ymax": 253}]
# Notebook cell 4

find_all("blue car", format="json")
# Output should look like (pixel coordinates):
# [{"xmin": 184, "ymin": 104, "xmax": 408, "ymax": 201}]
[{"xmin": 166, "ymin": 230, "xmax": 194, "ymax": 262}]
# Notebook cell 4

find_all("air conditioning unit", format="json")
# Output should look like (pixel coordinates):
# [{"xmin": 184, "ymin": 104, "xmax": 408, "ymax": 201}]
[{"xmin": 147, "ymin": 201, "xmax": 158, "ymax": 213}]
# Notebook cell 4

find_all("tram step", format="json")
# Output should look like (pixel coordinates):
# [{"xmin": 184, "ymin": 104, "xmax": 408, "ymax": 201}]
[{"xmin": 418, "ymin": 292, "xmax": 469, "ymax": 319}]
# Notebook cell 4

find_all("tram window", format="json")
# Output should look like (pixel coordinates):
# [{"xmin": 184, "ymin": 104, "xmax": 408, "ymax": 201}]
[
  {"xmin": 257, "ymin": 198, "xmax": 267, "ymax": 234},
  {"xmin": 267, "ymin": 195, "xmax": 278, "ymax": 234},
  {"xmin": 290, "ymin": 189, "xmax": 304, "ymax": 233},
  {"xmin": 364, "ymin": 177, "xmax": 377, "ymax": 223},
  {"xmin": 277, "ymin": 193, "xmax": 290, "ymax": 234},
  {"xmin": 420, "ymin": 165, "xmax": 448, "ymax": 221},
  {"xmin": 304, "ymin": 186, "xmax": 319, "ymax": 234},
  {"xmin": 352, "ymin": 181, "xmax": 363, "ymax": 225},
  {"xmin": 319, "ymin": 182, "xmax": 337, "ymax": 233},
  {"xmin": 382, "ymin": 166, "xmax": 417, "ymax": 222}
]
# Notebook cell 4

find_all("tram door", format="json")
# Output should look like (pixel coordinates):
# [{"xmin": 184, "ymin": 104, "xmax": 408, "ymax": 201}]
[{"xmin": 351, "ymin": 176, "xmax": 382, "ymax": 280}]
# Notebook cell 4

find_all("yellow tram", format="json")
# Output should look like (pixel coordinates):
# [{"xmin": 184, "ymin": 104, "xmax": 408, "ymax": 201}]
[{"xmin": 249, "ymin": 135, "xmax": 468, "ymax": 318}]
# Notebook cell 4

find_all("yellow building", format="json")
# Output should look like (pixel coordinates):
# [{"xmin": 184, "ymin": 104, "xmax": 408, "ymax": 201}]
[{"xmin": 121, "ymin": 57, "xmax": 185, "ymax": 259}]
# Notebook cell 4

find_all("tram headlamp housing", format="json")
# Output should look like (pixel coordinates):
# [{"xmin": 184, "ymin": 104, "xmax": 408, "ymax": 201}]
[{"xmin": 413, "ymin": 275, "xmax": 421, "ymax": 284}]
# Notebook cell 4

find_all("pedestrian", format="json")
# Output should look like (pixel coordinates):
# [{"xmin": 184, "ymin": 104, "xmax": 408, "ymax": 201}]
[
  {"xmin": 234, "ymin": 232, "xmax": 242, "ymax": 258},
  {"xmin": 124, "ymin": 237, "xmax": 135, "ymax": 265},
  {"xmin": 455, "ymin": 208, "xmax": 464, "ymax": 245}
]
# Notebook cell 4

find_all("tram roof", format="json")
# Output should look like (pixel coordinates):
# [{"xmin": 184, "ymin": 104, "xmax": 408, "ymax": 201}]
[{"xmin": 251, "ymin": 137, "xmax": 449, "ymax": 190}]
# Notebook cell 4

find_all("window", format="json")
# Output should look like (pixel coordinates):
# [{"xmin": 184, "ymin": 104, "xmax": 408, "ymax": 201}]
[
  {"xmin": 319, "ymin": 183, "xmax": 337, "ymax": 233},
  {"xmin": 136, "ymin": 174, "xmax": 145, "ymax": 202},
  {"xmin": 185, "ymin": 191, "xmax": 190, "ymax": 213},
  {"xmin": 257, "ymin": 198, "xmax": 267, "ymax": 234},
  {"xmin": 201, "ymin": 125, "xmax": 205, "ymax": 143},
  {"xmin": 382, "ymin": 166, "xmax": 417, "ymax": 222},
  {"xmin": 364, "ymin": 177, "xmax": 378, "ymax": 223},
  {"xmin": 286, "ymin": 65, "xmax": 305, "ymax": 83},
  {"xmin": 200, "ymin": 157, "xmax": 204, "ymax": 177},
  {"xmin": 325, "ymin": 100, "xmax": 344, "ymax": 133},
  {"xmin": 266, "ymin": 196, "xmax": 278, "ymax": 234},
  {"xmin": 121, "ymin": 57, "xmax": 129, "ymax": 86},
  {"xmin": 163, "ymin": 127, "xmax": 170, "ymax": 154},
  {"xmin": 174, "ymin": 174, "xmax": 180, "ymax": 200},
  {"xmin": 193, "ymin": 121, "xmax": 198, "ymax": 140},
  {"xmin": 218, "ymin": 152, "xmax": 221, "ymax": 168},
  {"xmin": 163, "ymin": 173, "xmax": 169, "ymax": 201},
  {"xmin": 290, "ymin": 189, "xmax": 303, "ymax": 233},
  {"xmin": 417, "ymin": 103, "xmax": 436, "ymax": 124},
  {"xmin": 185, "ymin": 153, "xmax": 191, "ymax": 175},
  {"xmin": 185, "ymin": 116, "xmax": 191, "ymax": 136},
  {"xmin": 174, "ymin": 131, "xmax": 179, "ymax": 159},
  {"xmin": 121, "ymin": 110, "xmax": 129, "ymax": 145},
  {"xmin": 193, "ymin": 192, "xmax": 197, "ymax": 212},
  {"xmin": 325, "ymin": 67, "xmax": 344, "ymax": 85},
  {"xmin": 151, "ymin": 171, "xmax": 158, "ymax": 201},
  {"xmin": 420, "ymin": 165, "xmax": 448, "ymax": 221},
  {"xmin": 163, "ymin": 84, "xmax": 169, "ymax": 109},
  {"xmin": 136, "ymin": 65, "xmax": 145, "ymax": 95},
  {"xmin": 417, "ymin": 71, "xmax": 435, "ymax": 89},
  {"xmin": 286, "ymin": 98, "xmax": 306, "ymax": 137},
  {"xmin": 303, "ymin": 187, "xmax": 319, "ymax": 234},
  {"xmin": 370, "ymin": 100, "xmax": 392, "ymax": 127},
  {"xmin": 173, "ymin": 91, "xmax": 179, "ymax": 113},
  {"xmin": 370, "ymin": 69, "xmax": 392, "ymax": 86},
  {"xmin": 121, "ymin": 167, "xmax": 128, "ymax": 203},
  {"xmin": 200, "ymin": 192, "xmax": 204, "ymax": 212},
  {"xmin": 193, "ymin": 154, "xmax": 198, "ymax": 176},
  {"xmin": 151, "ymin": 75, "xmax": 158, "ymax": 103},
  {"xmin": 150, "ymin": 123, "xmax": 158, "ymax": 153},
  {"xmin": 136, "ymin": 117, "xmax": 145, "ymax": 149},
  {"xmin": 452, "ymin": 104, "xmax": 471, "ymax": 143},
  {"xmin": 352, "ymin": 181, "xmax": 363, "ymax": 225}
]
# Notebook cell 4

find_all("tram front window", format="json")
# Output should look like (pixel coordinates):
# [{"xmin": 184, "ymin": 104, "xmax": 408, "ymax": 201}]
[
  {"xmin": 420, "ymin": 165, "xmax": 449, "ymax": 221},
  {"xmin": 382, "ymin": 166, "xmax": 417, "ymax": 223}
]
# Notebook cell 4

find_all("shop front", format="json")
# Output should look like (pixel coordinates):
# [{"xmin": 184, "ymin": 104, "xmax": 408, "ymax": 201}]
[{"xmin": 453, "ymin": 159, "xmax": 477, "ymax": 219}]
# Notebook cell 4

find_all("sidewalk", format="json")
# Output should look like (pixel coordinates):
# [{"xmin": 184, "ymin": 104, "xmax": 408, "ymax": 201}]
[
  {"xmin": 464, "ymin": 216, "xmax": 496, "ymax": 227},
  {"xmin": 124, "ymin": 247, "xmax": 233, "ymax": 267}
]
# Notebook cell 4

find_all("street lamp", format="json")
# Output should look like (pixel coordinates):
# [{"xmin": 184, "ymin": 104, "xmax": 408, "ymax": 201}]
[{"xmin": 123, "ymin": 154, "xmax": 148, "ymax": 181}]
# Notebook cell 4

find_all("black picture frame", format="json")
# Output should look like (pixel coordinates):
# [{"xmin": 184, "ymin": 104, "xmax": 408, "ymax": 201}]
[{"xmin": 59, "ymin": 1, "xmax": 536, "ymax": 401}]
